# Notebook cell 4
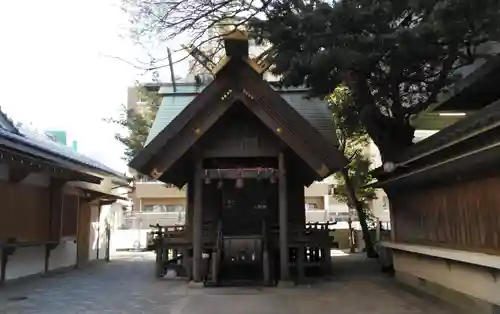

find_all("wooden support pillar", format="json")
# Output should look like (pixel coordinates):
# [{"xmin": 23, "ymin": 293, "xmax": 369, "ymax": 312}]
[
  {"xmin": 263, "ymin": 250, "xmax": 270, "ymax": 285},
  {"xmin": 278, "ymin": 152, "xmax": 290, "ymax": 284},
  {"xmin": 46, "ymin": 179, "xmax": 64, "ymax": 273},
  {"xmin": 375, "ymin": 217, "xmax": 381, "ymax": 242},
  {"xmin": 192, "ymin": 159, "xmax": 203, "ymax": 283},
  {"xmin": 105, "ymin": 223, "xmax": 111, "ymax": 262},
  {"xmin": 297, "ymin": 246, "xmax": 305, "ymax": 283},
  {"xmin": 155, "ymin": 244, "xmax": 163, "ymax": 278},
  {"xmin": 96, "ymin": 202, "xmax": 101, "ymax": 260},
  {"xmin": 211, "ymin": 251, "xmax": 218, "ymax": 284},
  {"xmin": 183, "ymin": 180, "xmax": 194, "ymax": 279},
  {"xmin": 48, "ymin": 180, "xmax": 64, "ymax": 241}
]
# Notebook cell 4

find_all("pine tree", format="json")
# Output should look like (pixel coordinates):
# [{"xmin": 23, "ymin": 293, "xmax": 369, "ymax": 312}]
[
  {"xmin": 329, "ymin": 85, "xmax": 378, "ymax": 257},
  {"xmin": 105, "ymin": 85, "xmax": 162, "ymax": 162},
  {"xmin": 123, "ymin": 0, "xmax": 500, "ymax": 161}
]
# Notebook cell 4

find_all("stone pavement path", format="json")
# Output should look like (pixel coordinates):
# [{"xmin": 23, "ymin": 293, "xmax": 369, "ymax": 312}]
[{"xmin": 0, "ymin": 252, "xmax": 459, "ymax": 314}]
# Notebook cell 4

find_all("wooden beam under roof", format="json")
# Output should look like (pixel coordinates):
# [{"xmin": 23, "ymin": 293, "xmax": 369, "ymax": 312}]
[
  {"xmin": 427, "ymin": 56, "xmax": 500, "ymax": 113},
  {"xmin": 7, "ymin": 167, "xmax": 32, "ymax": 183},
  {"xmin": 0, "ymin": 147, "xmax": 102, "ymax": 184}
]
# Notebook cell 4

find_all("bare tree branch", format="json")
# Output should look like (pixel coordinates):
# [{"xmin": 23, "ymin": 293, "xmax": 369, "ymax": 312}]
[{"xmin": 120, "ymin": 0, "xmax": 274, "ymax": 73}]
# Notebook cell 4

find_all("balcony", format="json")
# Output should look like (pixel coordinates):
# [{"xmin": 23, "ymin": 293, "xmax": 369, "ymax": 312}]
[
  {"xmin": 304, "ymin": 183, "xmax": 330, "ymax": 197},
  {"xmin": 118, "ymin": 211, "xmax": 186, "ymax": 230},
  {"xmin": 134, "ymin": 181, "xmax": 187, "ymax": 198}
]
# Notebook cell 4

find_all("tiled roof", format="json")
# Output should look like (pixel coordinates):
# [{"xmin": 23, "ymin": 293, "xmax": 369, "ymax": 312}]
[
  {"xmin": 145, "ymin": 84, "xmax": 337, "ymax": 147},
  {"xmin": 0, "ymin": 109, "xmax": 125, "ymax": 179},
  {"xmin": 0, "ymin": 106, "xmax": 20, "ymax": 134}
]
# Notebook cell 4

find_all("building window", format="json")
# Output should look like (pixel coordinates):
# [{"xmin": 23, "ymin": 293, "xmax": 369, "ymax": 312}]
[
  {"xmin": 142, "ymin": 204, "xmax": 184, "ymax": 213},
  {"xmin": 382, "ymin": 196, "xmax": 389, "ymax": 211},
  {"xmin": 305, "ymin": 203, "xmax": 319, "ymax": 210}
]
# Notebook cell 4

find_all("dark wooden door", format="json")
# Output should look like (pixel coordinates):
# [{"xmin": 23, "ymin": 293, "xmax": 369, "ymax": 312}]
[{"xmin": 221, "ymin": 180, "xmax": 275, "ymax": 236}]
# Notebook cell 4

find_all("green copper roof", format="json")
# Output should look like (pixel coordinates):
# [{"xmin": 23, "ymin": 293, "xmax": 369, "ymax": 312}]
[{"xmin": 145, "ymin": 84, "xmax": 338, "ymax": 147}]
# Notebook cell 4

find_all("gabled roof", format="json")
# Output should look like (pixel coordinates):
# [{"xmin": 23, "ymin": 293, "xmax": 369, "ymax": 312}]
[
  {"xmin": 145, "ymin": 83, "xmax": 338, "ymax": 147},
  {"xmin": 130, "ymin": 59, "xmax": 346, "ymax": 183},
  {"xmin": 0, "ymin": 108, "xmax": 127, "ymax": 182},
  {"xmin": 0, "ymin": 106, "xmax": 20, "ymax": 134}
]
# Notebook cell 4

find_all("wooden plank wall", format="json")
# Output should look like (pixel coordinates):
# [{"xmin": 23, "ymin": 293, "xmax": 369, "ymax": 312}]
[
  {"xmin": 0, "ymin": 182, "xmax": 50, "ymax": 242},
  {"xmin": 77, "ymin": 202, "xmax": 91, "ymax": 264},
  {"xmin": 0, "ymin": 181, "xmax": 81, "ymax": 242},
  {"xmin": 391, "ymin": 177, "xmax": 500, "ymax": 255},
  {"xmin": 62, "ymin": 194, "xmax": 79, "ymax": 237}
]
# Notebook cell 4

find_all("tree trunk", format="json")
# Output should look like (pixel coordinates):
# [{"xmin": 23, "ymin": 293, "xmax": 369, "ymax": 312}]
[
  {"xmin": 359, "ymin": 105, "xmax": 415, "ymax": 163},
  {"xmin": 340, "ymin": 167, "xmax": 378, "ymax": 258},
  {"xmin": 347, "ymin": 216, "xmax": 356, "ymax": 253}
]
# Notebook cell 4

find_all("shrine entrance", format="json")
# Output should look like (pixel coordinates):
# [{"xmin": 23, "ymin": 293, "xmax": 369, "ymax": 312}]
[
  {"xmin": 218, "ymin": 179, "xmax": 277, "ymax": 284},
  {"xmin": 129, "ymin": 30, "xmax": 348, "ymax": 287}
]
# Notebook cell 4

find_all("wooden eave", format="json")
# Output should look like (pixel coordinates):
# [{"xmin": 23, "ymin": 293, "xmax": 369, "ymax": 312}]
[
  {"xmin": 373, "ymin": 98, "xmax": 500, "ymax": 189},
  {"xmin": 79, "ymin": 187, "xmax": 128, "ymax": 204},
  {"xmin": 0, "ymin": 128, "xmax": 128, "ymax": 184},
  {"xmin": 0, "ymin": 146, "xmax": 102, "ymax": 184},
  {"xmin": 129, "ymin": 59, "xmax": 347, "ymax": 183},
  {"xmin": 432, "ymin": 56, "xmax": 500, "ymax": 112},
  {"xmin": 372, "ymin": 140, "xmax": 500, "ymax": 191},
  {"xmin": 387, "ymin": 98, "xmax": 500, "ymax": 167}
]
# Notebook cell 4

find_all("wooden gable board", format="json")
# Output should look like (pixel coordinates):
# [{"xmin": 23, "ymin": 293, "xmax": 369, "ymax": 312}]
[
  {"xmin": 130, "ymin": 59, "xmax": 347, "ymax": 179},
  {"xmin": 240, "ymin": 67, "xmax": 346, "ymax": 173},
  {"xmin": 129, "ymin": 75, "xmax": 229, "ymax": 173}
]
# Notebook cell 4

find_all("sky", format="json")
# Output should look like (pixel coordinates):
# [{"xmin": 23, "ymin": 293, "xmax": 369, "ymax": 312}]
[
  {"xmin": 0, "ymin": 1, "xmax": 441, "ymax": 175},
  {"xmin": 0, "ymin": 0, "xmax": 189, "ymax": 173}
]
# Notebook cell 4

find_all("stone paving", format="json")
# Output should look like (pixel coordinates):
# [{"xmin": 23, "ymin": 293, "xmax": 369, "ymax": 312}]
[{"xmin": 0, "ymin": 251, "xmax": 459, "ymax": 314}]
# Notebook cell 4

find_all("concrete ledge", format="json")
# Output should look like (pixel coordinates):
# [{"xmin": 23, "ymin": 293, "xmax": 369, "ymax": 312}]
[
  {"xmin": 187, "ymin": 281, "xmax": 205, "ymax": 289},
  {"xmin": 277, "ymin": 280, "xmax": 295, "ymax": 288},
  {"xmin": 380, "ymin": 241, "xmax": 500, "ymax": 270},
  {"xmin": 395, "ymin": 270, "xmax": 499, "ymax": 314}
]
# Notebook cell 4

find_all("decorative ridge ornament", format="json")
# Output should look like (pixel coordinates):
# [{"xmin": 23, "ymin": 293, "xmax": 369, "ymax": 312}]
[
  {"xmin": 213, "ymin": 56, "xmax": 231, "ymax": 75},
  {"xmin": 181, "ymin": 44, "xmax": 217, "ymax": 74},
  {"xmin": 222, "ymin": 29, "xmax": 248, "ymax": 41},
  {"xmin": 223, "ymin": 29, "xmax": 249, "ymax": 58}
]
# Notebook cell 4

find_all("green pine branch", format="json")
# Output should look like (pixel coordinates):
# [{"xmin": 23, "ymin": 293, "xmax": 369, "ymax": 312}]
[{"xmin": 105, "ymin": 85, "xmax": 162, "ymax": 162}]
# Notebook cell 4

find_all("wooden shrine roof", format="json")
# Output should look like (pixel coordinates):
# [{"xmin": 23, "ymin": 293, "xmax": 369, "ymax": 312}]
[
  {"xmin": 130, "ymin": 40, "xmax": 347, "ymax": 184},
  {"xmin": 145, "ymin": 84, "xmax": 338, "ymax": 148}
]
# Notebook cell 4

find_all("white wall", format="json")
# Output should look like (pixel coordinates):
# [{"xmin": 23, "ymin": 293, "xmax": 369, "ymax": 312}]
[
  {"xmin": 49, "ymin": 241, "xmax": 77, "ymax": 270},
  {"xmin": 1, "ymin": 167, "xmax": 81, "ymax": 281},
  {"xmin": 5, "ymin": 247, "xmax": 45, "ymax": 281},
  {"xmin": 88, "ymin": 204, "xmax": 113, "ymax": 261},
  {"xmin": 393, "ymin": 250, "xmax": 500, "ymax": 308},
  {"xmin": 111, "ymin": 229, "xmax": 150, "ymax": 251},
  {"xmin": 4, "ymin": 241, "xmax": 78, "ymax": 281},
  {"xmin": 88, "ymin": 205, "xmax": 99, "ymax": 261},
  {"xmin": 370, "ymin": 189, "xmax": 391, "ymax": 222}
]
